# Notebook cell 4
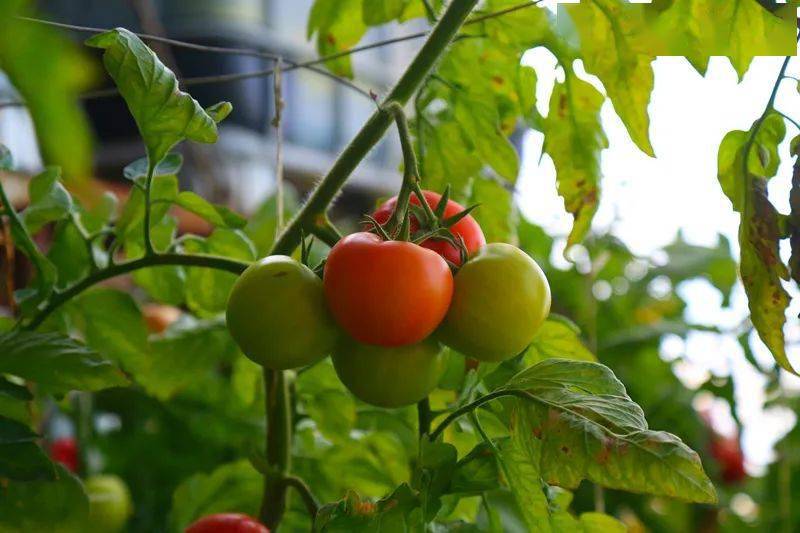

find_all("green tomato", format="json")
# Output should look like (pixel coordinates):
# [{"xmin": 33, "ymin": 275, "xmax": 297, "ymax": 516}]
[
  {"xmin": 440, "ymin": 243, "xmax": 550, "ymax": 362},
  {"xmin": 332, "ymin": 336, "xmax": 448, "ymax": 408},
  {"xmin": 226, "ymin": 256, "xmax": 339, "ymax": 369},
  {"xmin": 84, "ymin": 475, "xmax": 132, "ymax": 533}
]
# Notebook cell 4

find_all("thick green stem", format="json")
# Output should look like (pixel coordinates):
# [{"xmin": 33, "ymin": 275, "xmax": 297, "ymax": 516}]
[
  {"xmin": 24, "ymin": 253, "xmax": 249, "ymax": 330},
  {"xmin": 260, "ymin": 368, "xmax": 292, "ymax": 528},
  {"xmin": 269, "ymin": 0, "xmax": 480, "ymax": 256},
  {"xmin": 417, "ymin": 397, "xmax": 432, "ymax": 438}
]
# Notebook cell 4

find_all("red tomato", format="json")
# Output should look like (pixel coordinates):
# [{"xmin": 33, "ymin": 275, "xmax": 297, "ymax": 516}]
[
  {"xmin": 710, "ymin": 435, "xmax": 746, "ymax": 485},
  {"xmin": 185, "ymin": 514, "xmax": 269, "ymax": 533},
  {"xmin": 49, "ymin": 437, "xmax": 79, "ymax": 473},
  {"xmin": 324, "ymin": 232, "xmax": 453, "ymax": 346},
  {"xmin": 372, "ymin": 190, "xmax": 485, "ymax": 265}
]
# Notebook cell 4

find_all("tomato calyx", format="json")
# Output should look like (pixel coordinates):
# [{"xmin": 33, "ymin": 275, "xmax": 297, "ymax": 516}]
[{"xmin": 364, "ymin": 185, "xmax": 478, "ymax": 270}]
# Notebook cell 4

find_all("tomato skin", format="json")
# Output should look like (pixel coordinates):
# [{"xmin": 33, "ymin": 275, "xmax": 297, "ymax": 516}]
[
  {"xmin": 226, "ymin": 256, "xmax": 338, "ymax": 369},
  {"xmin": 372, "ymin": 190, "xmax": 485, "ymax": 265},
  {"xmin": 710, "ymin": 435, "xmax": 746, "ymax": 485},
  {"xmin": 49, "ymin": 437, "xmax": 79, "ymax": 473},
  {"xmin": 185, "ymin": 513, "xmax": 269, "ymax": 533},
  {"xmin": 332, "ymin": 336, "xmax": 448, "ymax": 407},
  {"xmin": 324, "ymin": 232, "xmax": 453, "ymax": 346},
  {"xmin": 85, "ymin": 475, "xmax": 133, "ymax": 533},
  {"xmin": 440, "ymin": 243, "xmax": 550, "ymax": 362}
]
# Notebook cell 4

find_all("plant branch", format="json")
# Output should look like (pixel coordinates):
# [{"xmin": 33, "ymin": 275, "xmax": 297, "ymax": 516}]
[
  {"xmin": 24, "ymin": 252, "xmax": 249, "ymax": 330},
  {"xmin": 269, "ymin": 0, "xmax": 481, "ymax": 256},
  {"xmin": 142, "ymin": 163, "xmax": 156, "ymax": 255},
  {"xmin": 429, "ymin": 389, "xmax": 536, "ymax": 441},
  {"xmin": 309, "ymin": 217, "xmax": 342, "ymax": 248},
  {"xmin": 260, "ymin": 368, "xmax": 292, "ymax": 528},
  {"xmin": 417, "ymin": 397, "xmax": 432, "ymax": 438},
  {"xmin": 280, "ymin": 475, "xmax": 320, "ymax": 519}
]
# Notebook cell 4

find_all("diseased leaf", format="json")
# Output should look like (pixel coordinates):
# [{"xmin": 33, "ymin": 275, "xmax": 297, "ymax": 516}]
[
  {"xmin": 22, "ymin": 167, "xmax": 73, "ymax": 234},
  {"xmin": 542, "ymin": 74, "xmax": 607, "ymax": 247},
  {"xmin": 307, "ymin": 0, "xmax": 367, "ymax": 77},
  {"xmin": 454, "ymin": 98, "xmax": 520, "ymax": 182},
  {"xmin": 0, "ymin": 330, "xmax": 129, "ymax": 394},
  {"xmin": 717, "ymin": 115, "xmax": 793, "ymax": 373},
  {"xmin": 314, "ymin": 484, "xmax": 420, "ymax": 532},
  {"xmin": 502, "ymin": 359, "xmax": 717, "ymax": 504},
  {"xmin": 86, "ymin": 28, "xmax": 228, "ymax": 165},
  {"xmin": 563, "ymin": 0, "xmax": 655, "ymax": 156}
]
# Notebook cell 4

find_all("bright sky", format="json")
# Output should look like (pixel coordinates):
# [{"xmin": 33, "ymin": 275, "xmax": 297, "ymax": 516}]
[{"xmin": 517, "ymin": 49, "xmax": 800, "ymax": 470}]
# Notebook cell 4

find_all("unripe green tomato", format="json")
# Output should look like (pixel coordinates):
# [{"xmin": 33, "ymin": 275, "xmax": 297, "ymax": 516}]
[
  {"xmin": 84, "ymin": 475, "xmax": 133, "ymax": 533},
  {"xmin": 332, "ymin": 336, "xmax": 448, "ymax": 408},
  {"xmin": 440, "ymin": 243, "xmax": 550, "ymax": 362},
  {"xmin": 226, "ymin": 256, "xmax": 339, "ymax": 369}
]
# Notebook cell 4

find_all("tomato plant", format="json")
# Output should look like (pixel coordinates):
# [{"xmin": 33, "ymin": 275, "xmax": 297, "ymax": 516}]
[
  {"xmin": 226, "ymin": 256, "xmax": 338, "ymax": 369},
  {"xmin": 323, "ymin": 232, "xmax": 452, "ymax": 347},
  {"xmin": 0, "ymin": 0, "xmax": 796, "ymax": 531}
]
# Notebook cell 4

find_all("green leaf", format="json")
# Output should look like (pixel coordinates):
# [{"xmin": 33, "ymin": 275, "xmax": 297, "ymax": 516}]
[
  {"xmin": 307, "ymin": 0, "xmax": 367, "ymax": 77},
  {"xmin": 184, "ymin": 229, "xmax": 256, "ymax": 316},
  {"xmin": 0, "ymin": 415, "xmax": 54, "ymax": 481},
  {"xmin": 500, "ymin": 359, "xmax": 716, "ymax": 504},
  {"xmin": 147, "ymin": 318, "xmax": 240, "ymax": 400},
  {"xmin": 454, "ymin": 98, "xmax": 520, "ymax": 182},
  {"xmin": 117, "ymin": 174, "xmax": 179, "ymax": 242},
  {"xmin": 0, "ymin": 464, "xmax": 88, "ymax": 532},
  {"xmin": 362, "ymin": 0, "xmax": 409, "ymax": 25},
  {"xmin": 449, "ymin": 441, "xmax": 502, "ymax": 495},
  {"xmin": 525, "ymin": 318, "xmax": 596, "ymax": 364},
  {"xmin": 0, "ymin": 143, "xmax": 11, "ymax": 170},
  {"xmin": 123, "ymin": 153, "xmax": 183, "ymax": 182},
  {"xmin": 0, "ymin": 377, "xmax": 32, "ymax": 402},
  {"xmin": 176, "ymin": 191, "xmax": 247, "ymax": 229},
  {"xmin": 0, "ymin": 4, "xmax": 94, "ymax": 182},
  {"xmin": 542, "ymin": 74, "xmax": 607, "ymax": 247},
  {"xmin": 22, "ymin": 167, "xmax": 73, "ymax": 234},
  {"xmin": 296, "ymin": 360, "xmax": 357, "ymax": 444},
  {"xmin": 0, "ymin": 330, "xmax": 128, "ymax": 394},
  {"xmin": 85, "ymin": 28, "xmax": 228, "ymax": 165},
  {"xmin": 169, "ymin": 460, "xmax": 261, "ymax": 531},
  {"xmin": 205, "ymin": 101, "xmax": 233, "ymax": 123},
  {"xmin": 129, "ymin": 217, "xmax": 186, "ymax": 304},
  {"xmin": 468, "ymin": 177, "xmax": 517, "ymax": 244},
  {"xmin": 564, "ymin": 0, "xmax": 655, "ymax": 156},
  {"xmin": 652, "ymin": 0, "xmax": 795, "ymax": 79},
  {"xmin": 70, "ymin": 288, "xmax": 152, "ymax": 385}
]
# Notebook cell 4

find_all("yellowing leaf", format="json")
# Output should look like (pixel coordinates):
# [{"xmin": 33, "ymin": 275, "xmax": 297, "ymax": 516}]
[
  {"xmin": 307, "ymin": 0, "xmax": 367, "ymax": 77},
  {"xmin": 542, "ymin": 74, "xmax": 608, "ymax": 247},
  {"xmin": 563, "ymin": 0, "xmax": 655, "ymax": 156}
]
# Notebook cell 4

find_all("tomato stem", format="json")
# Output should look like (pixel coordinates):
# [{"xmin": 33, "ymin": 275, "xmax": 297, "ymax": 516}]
[
  {"xmin": 142, "ymin": 161, "xmax": 156, "ymax": 256},
  {"xmin": 260, "ymin": 368, "xmax": 292, "ymax": 528},
  {"xmin": 417, "ymin": 397, "xmax": 432, "ymax": 437}
]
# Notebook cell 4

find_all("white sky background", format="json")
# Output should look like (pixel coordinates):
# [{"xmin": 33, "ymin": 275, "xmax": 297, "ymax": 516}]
[{"xmin": 517, "ymin": 47, "xmax": 800, "ymax": 470}]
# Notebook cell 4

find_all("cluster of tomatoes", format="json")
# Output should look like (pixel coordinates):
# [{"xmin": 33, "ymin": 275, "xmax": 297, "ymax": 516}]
[{"xmin": 226, "ymin": 190, "xmax": 551, "ymax": 408}]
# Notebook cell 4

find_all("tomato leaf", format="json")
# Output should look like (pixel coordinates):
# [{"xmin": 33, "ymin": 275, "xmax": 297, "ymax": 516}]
[
  {"xmin": 525, "ymin": 318, "xmax": 596, "ymax": 364},
  {"xmin": 175, "ymin": 191, "xmax": 247, "ymax": 229},
  {"xmin": 85, "ymin": 28, "xmax": 229, "ymax": 166},
  {"xmin": 362, "ymin": 0, "xmax": 409, "ymax": 25},
  {"xmin": 542, "ymin": 74, "xmax": 607, "ymax": 248},
  {"xmin": 123, "ymin": 153, "xmax": 184, "ymax": 182},
  {"xmin": 314, "ymin": 484, "xmax": 421, "ymax": 532},
  {"xmin": 0, "ymin": 415, "xmax": 55, "ymax": 481},
  {"xmin": 22, "ymin": 167, "xmax": 74, "ymax": 234},
  {"xmin": 296, "ymin": 360, "xmax": 357, "ymax": 445},
  {"xmin": 501, "ymin": 359, "xmax": 717, "ymax": 504},
  {"xmin": 563, "ymin": 0, "xmax": 655, "ymax": 156},
  {"xmin": 717, "ymin": 115, "xmax": 793, "ymax": 373},
  {"xmin": 0, "ymin": 464, "xmax": 88, "ymax": 532},
  {"xmin": 0, "ymin": 3, "xmax": 94, "ymax": 182},
  {"xmin": 307, "ymin": 0, "xmax": 367, "ymax": 77},
  {"xmin": 0, "ymin": 330, "xmax": 129, "ymax": 394},
  {"xmin": 169, "ymin": 460, "xmax": 261, "ymax": 531}
]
